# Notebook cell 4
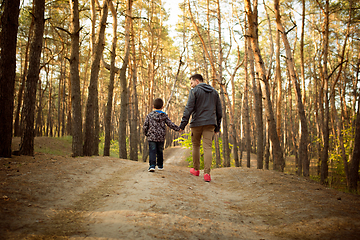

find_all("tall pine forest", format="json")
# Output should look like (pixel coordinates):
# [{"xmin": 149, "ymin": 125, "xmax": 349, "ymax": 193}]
[{"xmin": 0, "ymin": 0, "xmax": 360, "ymax": 193}]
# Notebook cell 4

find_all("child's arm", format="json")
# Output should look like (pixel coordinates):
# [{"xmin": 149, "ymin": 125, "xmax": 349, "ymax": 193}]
[
  {"xmin": 165, "ymin": 115, "xmax": 181, "ymax": 131},
  {"xmin": 143, "ymin": 115, "xmax": 150, "ymax": 136}
]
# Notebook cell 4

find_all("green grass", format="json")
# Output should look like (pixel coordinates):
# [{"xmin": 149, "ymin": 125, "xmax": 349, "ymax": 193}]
[{"xmin": 34, "ymin": 136, "xmax": 72, "ymax": 156}]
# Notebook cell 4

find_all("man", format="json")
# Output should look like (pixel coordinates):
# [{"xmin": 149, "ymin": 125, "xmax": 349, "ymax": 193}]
[{"xmin": 179, "ymin": 74, "xmax": 222, "ymax": 182}]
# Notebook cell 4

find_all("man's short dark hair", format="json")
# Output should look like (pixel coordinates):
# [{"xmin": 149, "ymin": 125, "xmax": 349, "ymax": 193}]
[
  {"xmin": 190, "ymin": 74, "xmax": 204, "ymax": 82},
  {"xmin": 153, "ymin": 98, "xmax": 164, "ymax": 109}
]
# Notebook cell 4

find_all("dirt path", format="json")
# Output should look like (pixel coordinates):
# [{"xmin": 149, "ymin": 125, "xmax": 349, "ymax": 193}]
[{"xmin": 1, "ymin": 142, "xmax": 360, "ymax": 239}]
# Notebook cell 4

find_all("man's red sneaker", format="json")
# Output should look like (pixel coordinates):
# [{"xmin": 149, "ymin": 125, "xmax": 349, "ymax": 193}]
[
  {"xmin": 204, "ymin": 174, "xmax": 211, "ymax": 182},
  {"xmin": 190, "ymin": 168, "xmax": 200, "ymax": 176}
]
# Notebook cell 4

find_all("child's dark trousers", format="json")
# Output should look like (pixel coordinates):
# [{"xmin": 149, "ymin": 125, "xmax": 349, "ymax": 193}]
[{"xmin": 148, "ymin": 141, "xmax": 164, "ymax": 168}]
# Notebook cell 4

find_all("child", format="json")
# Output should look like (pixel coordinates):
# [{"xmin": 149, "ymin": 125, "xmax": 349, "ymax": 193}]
[{"xmin": 143, "ymin": 98, "xmax": 180, "ymax": 172}]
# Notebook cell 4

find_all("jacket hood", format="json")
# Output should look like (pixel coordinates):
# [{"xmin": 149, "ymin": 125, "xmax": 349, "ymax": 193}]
[
  {"xmin": 196, "ymin": 83, "xmax": 214, "ymax": 93},
  {"xmin": 148, "ymin": 111, "xmax": 167, "ymax": 122}
]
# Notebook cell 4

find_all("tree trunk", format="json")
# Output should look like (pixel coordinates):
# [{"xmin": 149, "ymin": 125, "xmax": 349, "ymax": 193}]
[
  {"xmin": 118, "ymin": 0, "xmax": 132, "ymax": 159},
  {"xmin": 244, "ymin": 0, "xmax": 285, "ymax": 171},
  {"xmin": 69, "ymin": 0, "xmax": 83, "ymax": 156},
  {"xmin": 248, "ymin": 37, "xmax": 263, "ymax": 169},
  {"xmin": 84, "ymin": 0, "xmax": 109, "ymax": 156},
  {"xmin": 329, "ymin": 0, "xmax": 352, "ymax": 187},
  {"xmin": 67, "ymin": 72, "xmax": 72, "ymax": 136},
  {"xmin": 275, "ymin": 27, "xmax": 282, "ymax": 143},
  {"xmin": 20, "ymin": 0, "xmax": 45, "ymax": 156},
  {"xmin": 0, "ymin": 0, "xmax": 21, "ymax": 157},
  {"xmin": 264, "ymin": 120, "xmax": 270, "ymax": 170},
  {"xmin": 35, "ymin": 79, "xmax": 45, "ymax": 136},
  {"xmin": 104, "ymin": 0, "xmax": 117, "ymax": 157},
  {"xmin": 216, "ymin": 0, "xmax": 230, "ymax": 168},
  {"xmin": 129, "ymin": 10, "xmax": 139, "ymax": 161},
  {"xmin": 320, "ymin": 0, "xmax": 330, "ymax": 184},
  {"xmin": 349, "ymin": 96, "xmax": 360, "ymax": 193},
  {"xmin": 274, "ymin": 0, "xmax": 309, "ymax": 176},
  {"xmin": 14, "ymin": 15, "xmax": 34, "ymax": 137},
  {"xmin": 226, "ymin": 70, "xmax": 241, "ymax": 167},
  {"xmin": 215, "ymin": 134, "xmax": 221, "ymax": 168},
  {"xmin": 61, "ymin": 65, "xmax": 67, "ymax": 137},
  {"xmin": 46, "ymin": 68, "xmax": 52, "ymax": 137},
  {"xmin": 300, "ymin": 0, "xmax": 306, "ymax": 105},
  {"xmin": 244, "ymin": 37, "xmax": 251, "ymax": 168},
  {"xmin": 57, "ymin": 64, "xmax": 63, "ymax": 137}
]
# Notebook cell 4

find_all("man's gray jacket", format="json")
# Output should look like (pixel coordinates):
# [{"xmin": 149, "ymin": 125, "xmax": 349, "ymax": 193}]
[{"xmin": 180, "ymin": 83, "xmax": 222, "ymax": 132}]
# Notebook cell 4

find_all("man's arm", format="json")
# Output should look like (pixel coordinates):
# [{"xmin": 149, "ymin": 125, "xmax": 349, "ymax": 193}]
[
  {"xmin": 215, "ymin": 93, "xmax": 222, "ymax": 133},
  {"xmin": 179, "ymin": 90, "xmax": 196, "ymax": 130}
]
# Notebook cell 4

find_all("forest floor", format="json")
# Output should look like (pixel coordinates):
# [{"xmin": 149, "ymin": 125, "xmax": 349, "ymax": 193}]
[{"xmin": 1, "ymin": 137, "xmax": 360, "ymax": 240}]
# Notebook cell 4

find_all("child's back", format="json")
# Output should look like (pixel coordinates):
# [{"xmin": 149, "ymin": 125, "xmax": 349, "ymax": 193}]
[{"xmin": 143, "ymin": 110, "xmax": 180, "ymax": 142}]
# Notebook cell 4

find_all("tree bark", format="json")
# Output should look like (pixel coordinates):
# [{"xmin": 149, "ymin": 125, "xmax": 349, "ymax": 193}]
[
  {"xmin": 300, "ymin": 0, "xmax": 306, "ymax": 105},
  {"xmin": 248, "ymin": 37, "xmax": 263, "ymax": 169},
  {"xmin": 274, "ymin": 0, "xmax": 309, "ymax": 176},
  {"xmin": 129, "ymin": 7, "xmax": 139, "ymax": 161},
  {"xmin": 225, "ymin": 53, "xmax": 242, "ymax": 167},
  {"xmin": 104, "ymin": 0, "xmax": 117, "ymax": 157},
  {"xmin": 216, "ymin": 0, "xmax": 231, "ymax": 167},
  {"xmin": 14, "ymin": 15, "xmax": 34, "ymax": 137},
  {"xmin": 69, "ymin": 0, "xmax": 83, "ymax": 156},
  {"xmin": 320, "ymin": 0, "xmax": 330, "ymax": 184},
  {"xmin": 0, "ymin": 0, "xmax": 21, "ymax": 157},
  {"xmin": 349, "ymin": 96, "xmax": 360, "ymax": 193},
  {"xmin": 244, "ymin": 36, "xmax": 251, "ymax": 168},
  {"xmin": 329, "ymin": 0, "xmax": 352, "ymax": 187},
  {"xmin": 275, "ymin": 27, "xmax": 282, "ymax": 143},
  {"xmin": 244, "ymin": 0, "xmax": 285, "ymax": 171},
  {"xmin": 118, "ymin": 0, "xmax": 132, "ymax": 159},
  {"xmin": 19, "ymin": 0, "xmax": 45, "ymax": 156},
  {"xmin": 84, "ymin": 0, "xmax": 109, "ymax": 156}
]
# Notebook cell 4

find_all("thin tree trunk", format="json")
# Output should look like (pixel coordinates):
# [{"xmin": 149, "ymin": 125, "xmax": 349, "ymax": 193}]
[
  {"xmin": 129, "ymin": 11, "xmax": 139, "ymax": 161},
  {"xmin": 84, "ymin": 0, "xmax": 109, "ymax": 156},
  {"xmin": 20, "ymin": 0, "xmax": 45, "ymax": 156},
  {"xmin": 104, "ymin": 0, "xmax": 117, "ymax": 157},
  {"xmin": 274, "ymin": 0, "xmax": 309, "ymax": 176},
  {"xmin": 35, "ymin": 79, "xmax": 45, "ymax": 136},
  {"xmin": 244, "ymin": 0, "xmax": 285, "ymax": 171},
  {"xmin": 248, "ymin": 37, "xmax": 263, "ymax": 169},
  {"xmin": 118, "ymin": 0, "xmax": 132, "ymax": 159},
  {"xmin": 300, "ymin": 0, "xmax": 306, "ymax": 105},
  {"xmin": 0, "ymin": 0, "xmax": 21, "ymax": 157},
  {"xmin": 275, "ymin": 28, "xmax": 282, "ymax": 142},
  {"xmin": 264, "ymin": 120, "xmax": 270, "ymax": 170},
  {"xmin": 244, "ymin": 37, "xmax": 251, "ymax": 168},
  {"xmin": 61, "ymin": 64, "xmax": 66, "ymax": 137},
  {"xmin": 215, "ymin": 134, "xmax": 221, "ymax": 167},
  {"xmin": 320, "ymin": 0, "xmax": 330, "ymax": 184},
  {"xmin": 57, "ymin": 62, "xmax": 63, "ymax": 137},
  {"xmin": 69, "ymin": 0, "xmax": 83, "ymax": 156},
  {"xmin": 329, "ymin": 0, "xmax": 352, "ymax": 187},
  {"xmin": 349, "ymin": 96, "xmax": 360, "ymax": 193},
  {"xmin": 239, "ymin": 91, "xmax": 245, "ymax": 167},
  {"xmin": 224, "ymin": 47, "xmax": 242, "ymax": 167},
  {"xmin": 46, "ymin": 68, "xmax": 52, "ymax": 137},
  {"xmin": 67, "ymin": 72, "xmax": 72, "ymax": 136},
  {"xmin": 14, "ymin": 15, "xmax": 34, "ymax": 137},
  {"xmin": 216, "ymin": 0, "xmax": 230, "ymax": 167}
]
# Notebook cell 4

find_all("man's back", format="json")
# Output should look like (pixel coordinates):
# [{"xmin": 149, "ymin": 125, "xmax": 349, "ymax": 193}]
[{"xmin": 180, "ymin": 82, "xmax": 222, "ymax": 132}]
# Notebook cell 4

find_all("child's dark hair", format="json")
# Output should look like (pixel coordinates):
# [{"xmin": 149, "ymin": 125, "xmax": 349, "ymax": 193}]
[{"xmin": 153, "ymin": 98, "xmax": 164, "ymax": 109}]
